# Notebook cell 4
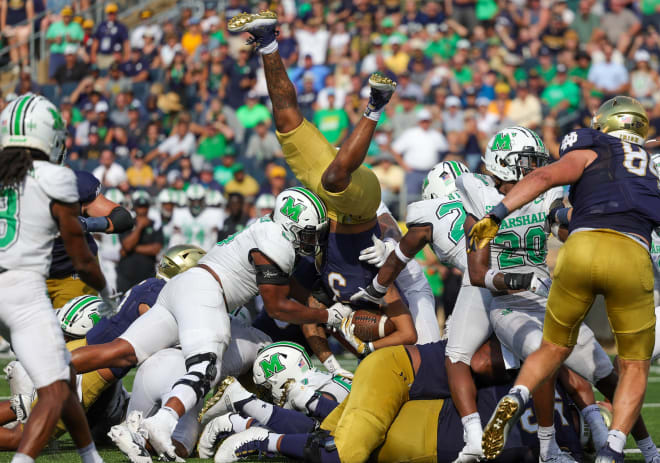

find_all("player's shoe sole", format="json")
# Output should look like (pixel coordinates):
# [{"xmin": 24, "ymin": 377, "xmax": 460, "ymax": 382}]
[
  {"xmin": 482, "ymin": 394, "xmax": 523, "ymax": 460},
  {"xmin": 197, "ymin": 412, "xmax": 236, "ymax": 459},
  {"xmin": 227, "ymin": 11, "xmax": 277, "ymax": 33},
  {"xmin": 368, "ymin": 73, "xmax": 397, "ymax": 92},
  {"xmin": 215, "ymin": 427, "xmax": 270, "ymax": 463}
]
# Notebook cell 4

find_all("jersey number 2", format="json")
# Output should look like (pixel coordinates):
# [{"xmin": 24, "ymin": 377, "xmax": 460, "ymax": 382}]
[
  {"xmin": 0, "ymin": 188, "xmax": 18, "ymax": 249},
  {"xmin": 436, "ymin": 201, "xmax": 466, "ymax": 245}
]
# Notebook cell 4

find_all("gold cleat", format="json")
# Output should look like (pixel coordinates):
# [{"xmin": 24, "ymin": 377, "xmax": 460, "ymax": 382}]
[
  {"xmin": 368, "ymin": 72, "xmax": 397, "ymax": 91},
  {"xmin": 198, "ymin": 376, "xmax": 237, "ymax": 424},
  {"xmin": 228, "ymin": 11, "xmax": 278, "ymax": 33},
  {"xmin": 481, "ymin": 394, "xmax": 523, "ymax": 460}
]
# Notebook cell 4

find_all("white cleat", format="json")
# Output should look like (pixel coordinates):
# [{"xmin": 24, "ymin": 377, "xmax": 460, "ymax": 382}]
[
  {"xmin": 214, "ymin": 427, "xmax": 270, "ymax": 463},
  {"xmin": 108, "ymin": 411, "xmax": 151, "ymax": 463},
  {"xmin": 199, "ymin": 377, "xmax": 253, "ymax": 426},
  {"xmin": 5, "ymin": 361, "xmax": 35, "ymax": 397},
  {"xmin": 540, "ymin": 450, "xmax": 578, "ymax": 463},
  {"xmin": 140, "ymin": 413, "xmax": 177, "ymax": 461},
  {"xmin": 198, "ymin": 413, "xmax": 237, "ymax": 459},
  {"xmin": 453, "ymin": 443, "xmax": 484, "ymax": 462},
  {"xmin": 9, "ymin": 394, "xmax": 32, "ymax": 424}
]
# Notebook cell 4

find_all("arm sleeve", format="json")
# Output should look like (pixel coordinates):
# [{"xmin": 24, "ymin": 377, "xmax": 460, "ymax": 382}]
[{"xmin": 36, "ymin": 164, "xmax": 79, "ymax": 203}]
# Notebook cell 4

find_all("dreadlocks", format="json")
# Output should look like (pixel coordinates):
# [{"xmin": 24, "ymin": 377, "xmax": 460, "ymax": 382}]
[{"xmin": 0, "ymin": 147, "xmax": 34, "ymax": 190}]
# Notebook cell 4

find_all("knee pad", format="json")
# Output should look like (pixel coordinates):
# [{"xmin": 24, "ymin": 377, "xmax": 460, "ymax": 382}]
[
  {"xmin": 172, "ymin": 353, "xmax": 219, "ymax": 402},
  {"xmin": 303, "ymin": 429, "xmax": 336, "ymax": 463}
]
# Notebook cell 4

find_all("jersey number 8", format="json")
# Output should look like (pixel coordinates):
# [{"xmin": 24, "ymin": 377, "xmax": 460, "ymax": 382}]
[
  {"xmin": 622, "ymin": 142, "xmax": 660, "ymax": 188},
  {"xmin": 0, "ymin": 188, "xmax": 19, "ymax": 249}
]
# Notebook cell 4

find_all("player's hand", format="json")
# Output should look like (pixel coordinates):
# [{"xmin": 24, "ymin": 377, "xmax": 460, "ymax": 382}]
[
  {"xmin": 467, "ymin": 215, "xmax": 501, "ymax": 252},
  {"xmin": 340, "ymin": 314, "xmax": 373, "ymax": 357},
  {"xmin": 322, "ymin": 354, "xmax": 354, "ymax": 380},
  {"xmin": 349, "ymin": 285, "xmax": 386, "ymax": 306},
  {"xmin": 326, "ymin": 302, "xmax": 353, "ymax": 329},
  {"xmin": 359, "ymin": 235, "xmax": 395, "ymax": 268}
]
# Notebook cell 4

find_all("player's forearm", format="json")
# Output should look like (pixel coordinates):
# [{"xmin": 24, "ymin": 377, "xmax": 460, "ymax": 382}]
[
  {"xmin": 264, "ymin": 299, "xmax": 328, "ymax": 325},
  {"xmin": 134, "ymin": 242, "xmax": 161, "ymax": 256},
  {"xmin": 373, "ymin": 313, "xmax": 417, "ymax": 349},
  {"xmin": 120, "ymin": 228, "xmax": 143, "ymax": 253},
  {"xmin": 375, "ymin": 253, "xmax": 408, "ymax": 289},
  {"xmin": 75, "ymin": 257, "xmax": 106, "ymax": 291},
  {"xmin": 302, "ymin": 323, "xmax": 332, "ymax": 362},
  {"xmin": 499, "ymin": 168, "xmax": 556, "ymax": 214}
]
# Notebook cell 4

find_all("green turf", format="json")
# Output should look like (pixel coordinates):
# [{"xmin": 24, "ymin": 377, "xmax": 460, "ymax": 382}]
[{"xmin": 0, "ymin": 358, "xmax": 657, "ymax": 462}]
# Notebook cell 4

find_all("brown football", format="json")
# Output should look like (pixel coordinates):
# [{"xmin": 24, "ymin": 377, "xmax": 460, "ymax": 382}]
[{"xmin": 351, "ymin": 309, "xmax": 395, "ymax": 342}]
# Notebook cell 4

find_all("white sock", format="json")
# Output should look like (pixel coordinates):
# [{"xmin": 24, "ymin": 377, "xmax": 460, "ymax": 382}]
[
  {"xmin": 461, "ymin": 412, "xmax": 482, "ymax": 448},
  {"xmin": 259, "ymin": 40, "xmax": 278, "ymax": 55},
  {"xmin": 11, "ymin": 453, "xmax": 34, "ymax": 463},
  {"xmin": 266, "ymin": 432, "xmax": 282, "ymax": 453},
  {"xmin": 582, "ymin": 404, "xmax": 608, "ymax": 450},
  {"xmin": 229, "ymin": 413, "xmax": 252, "ymax": 432},
  {"xmin": 153, "ymin": 406, "xmax": 179, "ymax": 433},
  {"xmin": 77, "ymin": 442, "xmax": 103, "ymax": 463},
  {"xmin": 538, "ymin": 425, "xmax": 559, "ymax": 459},
  {"xmin": 241, "ymin": 397, "xmax": 274, "ymax": 424},
  {"xmin": 510, "ymin": 385, "xmax": 530, "ymax": 404},
  {"xmin": 636, "ymin": 436, "xmax": 659, "ymax": 462},
  {"xmin": 607, "ymin": 429, "xmax": 627, "ymax": 453},
  {"xmin": 306, "ymin": 395, "xmax": 320, "ymax": 414}
]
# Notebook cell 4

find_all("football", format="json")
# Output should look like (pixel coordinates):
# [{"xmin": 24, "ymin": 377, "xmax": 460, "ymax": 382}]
[{"xmin": 351, "ymin": 309, "xmax": 395, "ymax": 342}]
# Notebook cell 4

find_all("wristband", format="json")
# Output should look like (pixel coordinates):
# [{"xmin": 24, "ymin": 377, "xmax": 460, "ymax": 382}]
[
  {"xmin": 367, "ymin": 342, "xmax": 374, "ymax": 354},
  {"xmin": 555, "ymin": 208, "xmax": 570, "ymax": 226},
  {"xmin": 394, "ymin": 242, "xmax": 412, "ymax": 264},
  {"xmin": 80, "ymin": 216, "xmax": 110, "ymax": 233},
  {"xmin": 371, "ymin": 276, "xmax": 388, "ymax": 295},
  {"xmin": 484, "ymin": 269, "xmax": 499, "ymax": 291},
  {"xmin": 489, "ymin": 202, "xmax": 510, "ymax": 224}
]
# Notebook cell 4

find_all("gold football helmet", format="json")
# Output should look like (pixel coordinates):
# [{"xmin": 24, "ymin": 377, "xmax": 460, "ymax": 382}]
[
  {"xmin": 591, "ymin": 96, "xmax": 649, "ymax": 145},
  {"xmin": 156, "ymin": 244, "xmax": 206, "ymax": 281}
]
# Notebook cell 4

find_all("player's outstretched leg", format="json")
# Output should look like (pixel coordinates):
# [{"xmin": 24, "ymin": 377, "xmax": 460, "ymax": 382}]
[
  {"xmin": 228, "ymin": 11, "xmax": 302, "ymax": 134},
  {"xmin": 481, "ymin": 389, "xmax": 526, "ymax": 460}
]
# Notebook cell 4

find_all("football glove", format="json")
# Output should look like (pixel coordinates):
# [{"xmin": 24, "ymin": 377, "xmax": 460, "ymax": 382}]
[
  {"xmin": 350, "ymin": 285, "xmax": 386, "ymax": 305},
  {"xmin": 340, "ymin": 314, "xmax": 373, "ymax": 357},
  {"xmin": 326, "ymin": 302, "xmax": 353, "ymax": 329},
  {"xmin": 322, "ymin": 355, "xmax": 354, "ymax": 380},
  {"xmin": 358, "ymin": 235, "xmax": 396, "ymax": 268},
  {"xmin": 468, "ymin": 215, "xmax": 501, "ymax": 252}
]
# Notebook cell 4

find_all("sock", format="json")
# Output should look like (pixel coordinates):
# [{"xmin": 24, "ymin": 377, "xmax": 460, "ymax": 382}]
[
  {"xmin": 636, "ymin": 436, "xmax": 659, "ymax": 462},
  {"xmin": 607, "ymin": 429, "xmax": 627, "ymax": 454},
  {"xmin": 312, "ymin": 396, "xmax": 339, "ymax": 420},
  {"xmin": 266, "ymin": 432, "xmax": 282, "ymax": 453},
  {"xmin": 461, "ymin": 413, "xmax": 482, "ymax": 448},
  {"xmin": 278, "ymin": 433, "xmax": 308, "ymax": 459},
  {"xmin": 538, "ymin": 425, "xmax": 559, "ymax": 459},
  {"xmin": 77, "ymin": 442, "xmax": 103, "ymax": 463},
  {"xmin": 259, "ymin": 40, "xmax": 278, "ymax": 55},
  {"xmin": 267, "ymin": 405, "xmax": 317, "ymax": 433},
  {"xmin": 582, "ymin": 404, "xmax": 608, "ymax": 450},
  {"xmin": 11, "ymin": 453, "xmax": 34, "ymax": 463},
  {"xmin": 237, "ymin": 397, "xmax": 274, "ymax": 424},
  {"xmin": 229, "ymin": 413, "xmax": 252, "ymax": 433},
  {"xmin": 510, "ymin": 385, "xmax": 530, "ymax": 404}
]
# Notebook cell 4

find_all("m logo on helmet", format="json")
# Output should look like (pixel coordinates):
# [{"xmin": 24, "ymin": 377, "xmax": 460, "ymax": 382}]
[
  {"xmin": 260, "ymin": 353, "xmax": 286, "ymax": 379},
  {"xmin": 47, "ymin": 108, "xmax": 65, "ymax": 131},
  {"xmin": 279, "ymin": 196, "xmax": 307, "ymax": 223},
  {"xmin": 491, "ymin": 133, "xmax": 512, "ymax": 151}
]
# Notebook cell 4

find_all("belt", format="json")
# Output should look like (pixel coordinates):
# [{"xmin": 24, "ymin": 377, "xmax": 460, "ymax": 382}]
[{"xmin": 197, "ymin": 264, "xmax": 229, "ymax": 308}]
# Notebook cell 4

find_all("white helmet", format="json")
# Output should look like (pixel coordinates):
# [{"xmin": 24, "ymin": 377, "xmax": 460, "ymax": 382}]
[
  {"xmin": 105, "ymin": 188, "xmax": 129, "ymax": 208},
  {"xmin": 173, "ymin": 189, "xmax": 188, "ymax": 207},
  {"xmin": 483, "ymin": 126, "xmax": 549, "ymax": 182},
  {"xmin": 255, "ymin": 193, "xmax": 276, "ymax": 216},
  {"xmin": 186, "ymin": 184, "xmax": 206, "ymax": 216},
  {"xmin": 131, "ymin": 190, "xmax": 151, "ymax": 208},
  {"xmin": 57, "ymin": 295, "xmax": 105, "ymax": 338},
  {"xmin": 422, "ymin": 161, "xmax": 470, "ymax": 199},
  {"xmin": 205, "ymin": 189, "xmax": 226, "ymax": 208},
  {"xmin": 157, "ymin": 188, "xmax": 178, "ymax": 206},
  {"xmin": 273, "ymin": 187, "xmax": 328, "ymax": 256},
  {"xmin": 253, "ymin": 342, "xmax": 313, "ymax": 404},
  {"xmin": 0, "ymin": 93, "xmax": 67, "ymax": 164}
]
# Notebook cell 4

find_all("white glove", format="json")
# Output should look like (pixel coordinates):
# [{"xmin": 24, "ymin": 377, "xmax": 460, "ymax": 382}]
[
  {"xmin": 340, "ymin": 313, "xmax": 373, "ymax": 357},
  {"xmin": 323, "ymin": 354, "xmax": 354, "ymax": 379},
  {"xmin": 326, "ymin": 302, "xmax": 353, "ymax": 329},
  {"xmin": 349, "ymin": 285, "xmax": 386, "ymax": 305},
  {"xmin": 359, "ymin": 235, "xmax": 396, "ymax": 268},
  {"xmin": 530, "ymin": 275, "xmax": 552, "ymax": 298}
]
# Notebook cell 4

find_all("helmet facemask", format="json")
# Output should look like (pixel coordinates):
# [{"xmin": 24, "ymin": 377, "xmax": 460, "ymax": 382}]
[
  {"xmin": 291, "ymin": 222, "xmax": 328, "ymax": 256},
  {"xmin": 502, "ymin": 147, "xmax": 549, "ymax": 180}
]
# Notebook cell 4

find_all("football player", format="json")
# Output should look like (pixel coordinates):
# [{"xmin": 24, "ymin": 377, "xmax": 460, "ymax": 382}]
[
  {"xmin": 95, "ymin": 188, "xmax": 131, "ymax": 293},
  {"xmin": 155, "ymin": 188, "xmax": 179, "ymax": 249},
  {"xmin": 170, "ymin": 184, "xmax": 224, "ymax": 251},
  {"xmin": 470, "ymin": 98, "xmax": 660, "ymax": 462},
  {"xmin": 66, "ymin": 187, "xmax": 352, "ymax": 461},
  {"xmin": 0, "ymin": 94, "xmax": 106, "ymax": 463}
]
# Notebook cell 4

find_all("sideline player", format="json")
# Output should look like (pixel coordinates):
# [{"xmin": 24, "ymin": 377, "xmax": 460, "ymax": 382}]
[
  {"xmin": 472, "ymin": 98, "xmax": 660, "ymax": 462},
  {"xmin": 0, "ymin": 94, "xmax": 106, "ymax": 463}
]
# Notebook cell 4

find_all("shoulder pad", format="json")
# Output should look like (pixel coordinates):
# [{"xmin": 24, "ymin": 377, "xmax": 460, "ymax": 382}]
[
  {"xmin": 405, "ymin": 200, "xmax": 436, "ymax": 226},
  {"xmin": 34, "ymin": 162, "xmax": 79, "ymax": 203},
  {"xmin": 253, "ymin": 220, "xmax": 296, "ymax": 274},
  {"xmin": 559, "ymin": 128, "xmax": 597, "ymax": 157},
  {"xmin": 455, "ymin": 174, "xmax": 493, "ymax": 218},
  {"xmin": 75, "ymin": 170, "xmax": 101, "ymax": 204}
]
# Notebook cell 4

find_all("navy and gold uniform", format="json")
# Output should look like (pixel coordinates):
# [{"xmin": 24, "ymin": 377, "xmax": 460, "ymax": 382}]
[
  {"xmin": 546, "ymin": 128, "xmax": 660, "ymax": 359},
  {"xmin": 277, "ymin": 119, "xmax": 381, "ymax": 225},
  {"xmin": 47, "ymin": 170, "xmax": 102, "ymax": 308}
]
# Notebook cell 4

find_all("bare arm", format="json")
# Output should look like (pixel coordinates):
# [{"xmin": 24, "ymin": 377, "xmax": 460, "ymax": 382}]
[
  {"xmin": 52, "ymin": 201, "xmax": 106, "ymax": 291},
  {"xmin": 378, "ymin": 211, "xmax": 402, "ymax": 241},
  {"xmin": 376, "ymin": 226, "xmax": 430, "ymax": 288},
  {"xmin": 372, "ymin": 285, "xmax": 417, "ymax": 348},
  {"xmin": 121, "ymin": 217, "xmax": 148, "ymax": 254},
  {"xmin": 134, "ymin": 242, "xmax": 161, "ymax": 256},
  {"xmin": 82, "ymin": 193, "xmax": 131, "ymax": 233}
]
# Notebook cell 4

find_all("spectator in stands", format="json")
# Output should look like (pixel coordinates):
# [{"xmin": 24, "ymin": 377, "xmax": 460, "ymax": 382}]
[
  {"xmin": 93, "ymin": 149, "xmax": 128, "ymax": 188},
  {"xmin": 570, "ymin": 0, "xmax": 600, "ymax": 45},
  {"xmin": 236, "ymin": 90, "xmax": 271, "ymax": 129},
  {"xmin": 130, "ymin": 9, "xmax": 162, "ymax": 49},
  {"xmin": 53, "ymin": 43, "xmax": 87, "ymax": 84},
  {"xmin": 0, "ymin": 0, "xmax": 34, "ymax": 68},
  {"xmin": 313, "ymin": 89, "xmax": 349, "ymax": 145},
  {"xmin": 602, "ymin": 0, "xmax": 641, "ymax": 52},
  {"xmin": 588, "ymin": 40, "xmax": 630, "ymax": 97},
  {"xmin": 196, "ymin": 162, "xmax": 223, "ymax": 192},
  {"xmin": 295, "ymin": 16, "xmax": 329, "ymax": 66},
  {"xmin": 46, "ymin": 5, "xmax": 83, "ymax": 77},
  {"xmin": 245, "ymin": 120, "xmax": 283, "ymax": 168},
  {"xmin": 630, "ymin": 49, "xmax": 659, "ymax": 108},
  {"xmin": 82, "ymin": 18, "xmax": 94, "ymax": 53},
  {"xmin": 126, "ymin": 150, "xmax": 154, "ymax": 188},
  {"xmin": 120, "ymin": 48, "xmax": 149, "ymax": 84},
  {"xmin": 224, "ymin": 163, "xmax": 259, "ymax": 200},
  {"xmin": 225, "ymin": 46, "xmax": 256, "ymax": 109},
  {"xmin": 146, "ymin": 115, "xmax": 196, "ymax": 172},
  {"xmin": 181, "ymin": 17, "xmax": 203, "ymax": 56},
  {"xmin": 91, "ymin": 2, "xmax": 129, "ymax": 69},
  {"xmin": 507, "ymin": 81, "xmax": 542, "ymax": 130},
  {"xmin": 217, "ymin": 192, "xmax": 248, "ymax": 241},
  {"xmin": 372, "ymin": 153, "xmax": 404, "ymax": 213},
  {"xmin": 442, "ymin": 95, "xmax": 465, "ymax": 133}
]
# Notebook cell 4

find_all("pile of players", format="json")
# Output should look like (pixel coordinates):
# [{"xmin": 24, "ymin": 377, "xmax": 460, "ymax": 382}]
[{"xmin": 1, "ymin": 9, "xmax": 660, "ymax": 463}]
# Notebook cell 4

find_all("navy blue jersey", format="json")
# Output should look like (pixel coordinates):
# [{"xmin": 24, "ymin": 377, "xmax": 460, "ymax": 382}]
[
  {"xmin": 86, "ymin": 277, "xmax": 165, "ymax": 378},
  {"xmin": 436, "ymin": 384, "xmax": 582, "ymax": 462},
  {"xmin": 49, "ymin": 170, "xmax": 101, "ymax": 279},
  {"xmin": 560, "ymin": 128, "xmax": 660, "ymax": 243},
  {"xmin": 409, "ymin": 341, "xmax": 450, "ymax": 400}
]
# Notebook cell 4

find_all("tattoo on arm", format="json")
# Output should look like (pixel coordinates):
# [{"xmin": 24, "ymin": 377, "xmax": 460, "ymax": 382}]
[
  {"xmin": 262, "ymin": 52, "xmax": 298, "ymax": 111},
  {"xmin": 378, "ymin": 213, "xmax": 402, "ymax": 242}
]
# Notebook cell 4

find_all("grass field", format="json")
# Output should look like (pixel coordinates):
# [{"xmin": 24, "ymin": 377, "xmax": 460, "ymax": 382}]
[{"xmin": 0, "ymin": 357, "xmax": 658, "ymax": 462}]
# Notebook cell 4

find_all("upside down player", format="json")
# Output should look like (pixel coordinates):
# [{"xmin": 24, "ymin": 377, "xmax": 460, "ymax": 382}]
[{"xmin": 471, "ymin": 98, "xmax": 660, "ymax": 462}]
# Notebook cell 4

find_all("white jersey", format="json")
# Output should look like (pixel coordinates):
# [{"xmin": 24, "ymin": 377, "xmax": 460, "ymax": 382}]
[
  {"xmin": 652, "ymin": 231, "xmax": 660, "ymax": 305},
  {"xmin": 170, "ymin": 207, "xmax": 225, "ymax": 251},
  {"xmin": 297, "ymin": 369, "xmax": 351, "ymax": 405},
  {"xmin": 456, "ymin": 173, "xmax": 563, "ymax": 280},
  {"xmin": 198, "ymin": 216, "xmax": 296, "ymax": 310},
  {"xmin": 0, "ymin": 161, "xmax": 78, "ymax": 276},
  {"xmin": 405, "ymin": 194, "xmax": 468, "ymax": 272}
]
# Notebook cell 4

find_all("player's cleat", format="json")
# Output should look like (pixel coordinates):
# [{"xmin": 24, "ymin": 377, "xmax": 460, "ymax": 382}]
[
  {"xmin": 593, "ymin": 444, "xmax": 624, "ymax": 463},
  {"xmin": 5, "ymin": 361, "xmax": 35, "ymax": 397},
  {"xmin": 227, "ymin": 11, "xmax": 278, "ymax": 51},
  {"xmin": 198, "ymin": 413, "xmax": 238, "ymax": 459},
  {"xmin": 140, "ymin": 413, "xmax": 177, "ymax": 461},
  {"xmin": 540, "ymin": 450, "xmax": 578, "ymax": 463},
  {"xmin": 9, "ymin": 394, "xmax": 32, "ymax": 423},
  {"xmin": 482, "ymin": 390, "xmax": 525, "ymax": 460},
  {"xmin": 648, "ymin": 455, "xmax": 660, "ymax": 463},
  {"xmin": 365, "ymin": 72, "xmax": 397, "ymax": 115},
  {"xmin": 107, "ymin": 411, "xmax": 151, "ymax": 463},
  {"xmin": 199, "ymin": 376, "xmax": 254, "ymax": 426},
  {"xmin": 214, "ymin": 427, "xmax": 271, "ymax": 463},
  {"xmin": 453, "ymin": 443, "xmax": 484, "ymax": 462}
]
